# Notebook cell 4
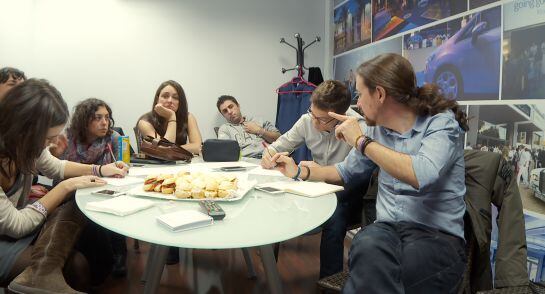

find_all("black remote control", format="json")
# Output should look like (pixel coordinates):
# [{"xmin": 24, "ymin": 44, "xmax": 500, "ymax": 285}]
[{"xmin": 199, "ymin": 200, "xmax": 226, "ymax": 221}]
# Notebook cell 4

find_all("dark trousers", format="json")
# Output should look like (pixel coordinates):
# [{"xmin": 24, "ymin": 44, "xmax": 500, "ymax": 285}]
[
  {"xmin": 319, "ymin": 190, "xmax": 369, "ymax": 278},
  {"xmin": 343, "ymin": 221, "xmax": 466, "ymax": 294}
]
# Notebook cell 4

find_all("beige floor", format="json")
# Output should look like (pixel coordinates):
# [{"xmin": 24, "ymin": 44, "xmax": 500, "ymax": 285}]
[{"xmin": 520, "ymin": 185, "xmax": 545, "ymax": 215}]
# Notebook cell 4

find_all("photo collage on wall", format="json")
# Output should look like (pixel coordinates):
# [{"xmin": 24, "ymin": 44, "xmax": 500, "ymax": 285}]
[{"xmin": 332, "ymin": 0, "xmax": 545, "ymax": 282}]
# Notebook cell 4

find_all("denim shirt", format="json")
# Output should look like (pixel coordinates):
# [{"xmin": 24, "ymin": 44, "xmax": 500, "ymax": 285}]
[{"xmin": 335, "ymin": 110, "xmax": 466, "ymax": 239}]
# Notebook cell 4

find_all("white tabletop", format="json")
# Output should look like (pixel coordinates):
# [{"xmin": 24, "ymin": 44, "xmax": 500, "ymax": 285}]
[{"xmin": 75, "ymin": 162, "xmax": 337, "ymax": 249}]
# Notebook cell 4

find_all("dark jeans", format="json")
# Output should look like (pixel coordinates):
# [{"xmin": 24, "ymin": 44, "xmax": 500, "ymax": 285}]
[
  {"xmin": 319, "ymin": 189, "xmax": 372, "ymax": 278},
  {"xmin": 75, "ymin": 221, "xmax": 115, "ymax": 285},
  {"xmin": 343, "ymin": 221, "xmax": 466, "ymax": 294}
]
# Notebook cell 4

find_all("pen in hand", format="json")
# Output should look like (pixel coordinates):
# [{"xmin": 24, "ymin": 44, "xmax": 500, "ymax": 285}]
[
  {"xmin": 107, "ymin": 144, "xmax": 124, "ymax": 178},
  {"xmin": 261, "ymin": 141, "xmax": 278, "ymax": 168}
]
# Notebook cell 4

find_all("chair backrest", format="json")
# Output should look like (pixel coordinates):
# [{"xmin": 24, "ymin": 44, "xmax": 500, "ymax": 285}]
[{"xmin": 133, "ymin": 126, "xmax": 142, "ymax": 153}]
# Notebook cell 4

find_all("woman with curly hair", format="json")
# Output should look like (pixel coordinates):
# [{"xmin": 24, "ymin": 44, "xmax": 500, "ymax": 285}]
[
  {"xmin": 50, "ymin": 98, "xmax": 129, "ymax": 280},
  {"xmin": 2, "ymin": 80, "xmax": 128, "ymax": 294}
]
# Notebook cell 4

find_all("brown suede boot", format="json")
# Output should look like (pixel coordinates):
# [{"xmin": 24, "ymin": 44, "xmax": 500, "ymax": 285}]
[{"xmin": 8, "ymin": 201, "xmax": 87, "ymax": 294}]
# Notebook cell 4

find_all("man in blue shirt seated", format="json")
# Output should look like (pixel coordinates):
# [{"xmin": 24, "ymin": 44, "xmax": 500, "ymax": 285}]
[{"xmin": 271, "ymin": 53, "xmax": 468, "ymax": 293}]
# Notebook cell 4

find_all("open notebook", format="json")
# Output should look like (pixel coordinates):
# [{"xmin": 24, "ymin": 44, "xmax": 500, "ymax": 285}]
[
  {"xmin": 256, "ymin": 181, "xmax": 344, "ymax": 197},
  {"xmin": 156, "ymin": 210, "xmax": 213, "ymax": 232}
]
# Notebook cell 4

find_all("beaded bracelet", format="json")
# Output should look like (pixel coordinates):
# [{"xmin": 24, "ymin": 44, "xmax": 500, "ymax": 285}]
[
  {"xmin": 354, "ymin": 134, "xmax": 364, "ymax": 149},
  {"xmin": 29, "ymin": 201, "xmax": 48, "ymax": 218},
  {"xmin": 292, "ymin": 165, "xmax": 302, "ymax": 181},
  {"xmin": 92, "ymin": 165, "xmax": 99, "ymax": 177},
  {"xmin": 360, "ymin": 136, "xmax": 375, "ymax": 156},
  {"xmin": 301, "ymin": 165, "xmax": 311, "ymax": 181}
]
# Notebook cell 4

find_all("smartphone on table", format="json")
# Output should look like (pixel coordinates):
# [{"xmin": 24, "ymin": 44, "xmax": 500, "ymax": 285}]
[
  {"xmin": 91, "ymin": 189, "xmax": 126, "ymax": 197},
  {"xmin": 255, "ymin": 186, "xmax": 284, "ymax": 194},
  {"xmin": 219, "ymin": 166, "xmax": 248, "ymax": 172}
]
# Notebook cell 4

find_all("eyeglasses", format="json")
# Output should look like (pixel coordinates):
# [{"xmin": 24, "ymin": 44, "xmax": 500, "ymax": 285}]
[
  {"xmin": 307, "ymin": 107, "xmax": 335, "ymax": 125},
  {"xmin": 0, "ymin": 68, "xmax": 26, "ymax": 84}
]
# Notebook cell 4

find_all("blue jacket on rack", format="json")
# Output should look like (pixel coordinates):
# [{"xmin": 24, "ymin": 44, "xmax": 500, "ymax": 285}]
[{"xmin": 275, "ymin": 82, "xmax": 315, "ymax": 163}]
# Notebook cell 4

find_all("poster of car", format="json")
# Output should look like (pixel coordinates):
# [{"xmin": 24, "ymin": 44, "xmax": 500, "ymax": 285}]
[
  {"xmin": 470, "ymin": 0, "xmax": 500, "ymax": 10},
  {"xmin": 502, "ymin": 1, "xmax": 545, "ymax": 100},
  {"xmin": 403, "ymin": 6, "xmax": 501, "ymax": 100},
  {"xmin": 372, "ymin": 0, "xmax": 466, "ymax": 41},
  {"xmin": 334, "ymin": 0, "xmax": 372, "ymax": 55},
  {"xmin": 333, "ymin": 37, "xmax": 402, "ymax": 104}
]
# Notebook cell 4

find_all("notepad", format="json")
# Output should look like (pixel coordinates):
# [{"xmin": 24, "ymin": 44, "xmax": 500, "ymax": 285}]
[
  {"xmin": 156, "ymin": 210, "xmax": 213, "ymax": 232},
  {"xmin": 85, "ymin": 195, "xmax": 154, "ymax": 216},
  {"xmin": 256, "ymin": 181, "xmax": 344, "ymax": 197}
]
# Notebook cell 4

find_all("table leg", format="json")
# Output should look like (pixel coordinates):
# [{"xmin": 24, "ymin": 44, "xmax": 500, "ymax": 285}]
[
  {"xmin": 141, "ymin": 244, "xmax": 157, "ymax": 283},
  {"xmin": 241, "ymin": 248, "xmax": 257, "ymax": 279},
  {"xmin": 143, "ymin": 244, "xmax": 168, "ymax": 294},
  {"xmin": 259, "ymin": 244, "xmax": 283, "ymax": 294}
]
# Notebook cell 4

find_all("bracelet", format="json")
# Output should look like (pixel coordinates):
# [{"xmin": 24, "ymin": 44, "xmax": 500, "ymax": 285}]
[
  {"xmin": 29, "ymin": 201, "xmax": 48, "ymax": 218},
  {"xmin": 91, "ymin": 165, "xmax": 98, "ymax": 176},
  {"xmin": 360, "ymin": 136, "xmax": 375, "ymax": 156},
  {"xmin": 258, "ymin": 128, "xmax": 265, "ymax": 138},
  {"xmin": 98, "ymin": 165, "xmax": 104, "ymax": 177},
  {"xmin": 357, "ymin": 136, "xmax": 366, "ymax": 152},
  {"xmin": 168, "ymin": 120, "xmax": 177, "ymax": 124},
  {"xmin": 354, "ymin": 134, "xmax": 364, "ymax": 148},
  {"xmin": 301, "ymin": 166, "xmax": 311, "ymax": 181},
  {"xmin": 292, "ymin": 165, "xmax": 302, "ymax": 181}
]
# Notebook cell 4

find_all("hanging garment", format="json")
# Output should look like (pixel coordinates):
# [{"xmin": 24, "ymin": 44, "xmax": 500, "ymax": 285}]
[
  {"xmin": 276, "ymin": 82, "xmax": 315, "ymax": 163},
  {"xmin": 308, "ymin": 67, "xmax": 324, "ymax": 86}
]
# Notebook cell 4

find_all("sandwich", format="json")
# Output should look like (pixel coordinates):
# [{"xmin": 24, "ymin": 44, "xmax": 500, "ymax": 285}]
[{"xmin": 161, "ymin": 177, "xmax": 176, "ymax": 194}]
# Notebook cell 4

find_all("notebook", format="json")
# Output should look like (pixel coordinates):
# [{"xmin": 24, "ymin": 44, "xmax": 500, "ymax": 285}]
[
  {"xmin": 156, "ymin": 210, "xmax": 213, "ymax": 232},
  {"xmin": 85, "ymin": 195, "xmax": 154, "ymax": 216},
  {"xmin": 256, "ymin": 181, "xmax": 344, "ymax": 197}
]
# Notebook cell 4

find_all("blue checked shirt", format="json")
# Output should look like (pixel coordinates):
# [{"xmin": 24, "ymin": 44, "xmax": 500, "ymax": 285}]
[{"xmin": 336, "ymin": 110, "xmax": 466, "ymax": 239}]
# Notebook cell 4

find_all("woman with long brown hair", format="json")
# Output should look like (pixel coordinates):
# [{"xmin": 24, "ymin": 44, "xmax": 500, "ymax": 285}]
[
  {"xmin": 1, "ymin": 79, "xmax": 128, "ymax": 293},
  {"xmin": 137, "ymin": 80, "xmax": 202, "ymax": 154}
]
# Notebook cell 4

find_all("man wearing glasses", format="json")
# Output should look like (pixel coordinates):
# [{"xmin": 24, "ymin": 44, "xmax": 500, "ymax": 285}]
[
  {"xmin": 261, "ymin": 80, "xmax": 372, "ymax": 278},
  {"xmin": 0, "ymin": 67, "xmax": 26, "ymax": 100}
]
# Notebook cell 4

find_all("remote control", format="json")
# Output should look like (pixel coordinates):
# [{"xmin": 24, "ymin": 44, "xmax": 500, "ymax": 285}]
[{"xmin": 199, "ymin": 200, "xmax": 226, "ymax": 221}]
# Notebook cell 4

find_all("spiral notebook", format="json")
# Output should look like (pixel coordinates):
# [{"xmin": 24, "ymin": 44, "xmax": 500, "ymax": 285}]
[{"xmin": 156, "ymin": 210, "xmax": 213, "ymax": 232}]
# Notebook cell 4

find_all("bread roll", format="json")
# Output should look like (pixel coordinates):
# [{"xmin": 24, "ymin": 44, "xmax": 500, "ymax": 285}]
[{"xmin": 175, "ymin": 189, "xmax": 191, "ymax": 198}]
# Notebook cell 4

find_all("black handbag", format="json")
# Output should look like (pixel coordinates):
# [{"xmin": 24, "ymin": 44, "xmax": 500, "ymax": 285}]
[{"xmin": 202, "ymin": 139, "xmax": 240, "ymax": 162}]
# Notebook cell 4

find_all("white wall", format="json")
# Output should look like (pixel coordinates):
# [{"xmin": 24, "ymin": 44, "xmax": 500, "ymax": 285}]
[{"xmin": 0, "ymin": 0, "xmax": 325, "ymax": 147}]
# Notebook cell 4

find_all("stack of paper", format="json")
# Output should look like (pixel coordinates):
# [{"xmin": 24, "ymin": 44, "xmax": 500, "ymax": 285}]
[
  {"xmin": 256, "ymin": 181, "xmax": 344, "ymax": 197},
  {"xmin": 85, "ymin": 195, "xmax": 154, "ymax": 216},
  {"xmin": 156, "ymin": 210, "xmax": 213, "ymax": 232}
]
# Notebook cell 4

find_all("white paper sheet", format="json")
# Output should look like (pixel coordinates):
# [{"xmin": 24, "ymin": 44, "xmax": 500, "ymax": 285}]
[{"xmin": 105, "ymin": 176, "xmax": 145, "ymax": 187}]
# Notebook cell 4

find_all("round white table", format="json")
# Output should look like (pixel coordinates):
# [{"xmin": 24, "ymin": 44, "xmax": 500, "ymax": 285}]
[{"xmin": 75, "ymin": 163, "xmax": 337, "ymax": 294}]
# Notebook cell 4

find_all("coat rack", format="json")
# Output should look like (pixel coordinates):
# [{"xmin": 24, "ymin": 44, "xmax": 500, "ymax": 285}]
[{"xmin": 280, "ymin": 33, "xmax": 320, "ymax": 76}]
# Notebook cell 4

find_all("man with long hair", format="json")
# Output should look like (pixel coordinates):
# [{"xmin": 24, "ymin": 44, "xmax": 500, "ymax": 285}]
[{"xmin": 271, "ymin": 53, "xmax": 468, "ymax": 293}]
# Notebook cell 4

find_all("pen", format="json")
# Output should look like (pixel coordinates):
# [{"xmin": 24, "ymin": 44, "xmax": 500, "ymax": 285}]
[
  {"xmin": 261, "ymin": 141, "xmax": 274, "ymax": 158},
  {"xmin": 107, "ymin": 144, "xmax": 117, "ymax": 163}
]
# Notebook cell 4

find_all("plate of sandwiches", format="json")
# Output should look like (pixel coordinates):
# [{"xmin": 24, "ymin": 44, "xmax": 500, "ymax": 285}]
[{"xmin": 127, "ymin": 171, "xmax": 257, "ymax": 202}]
